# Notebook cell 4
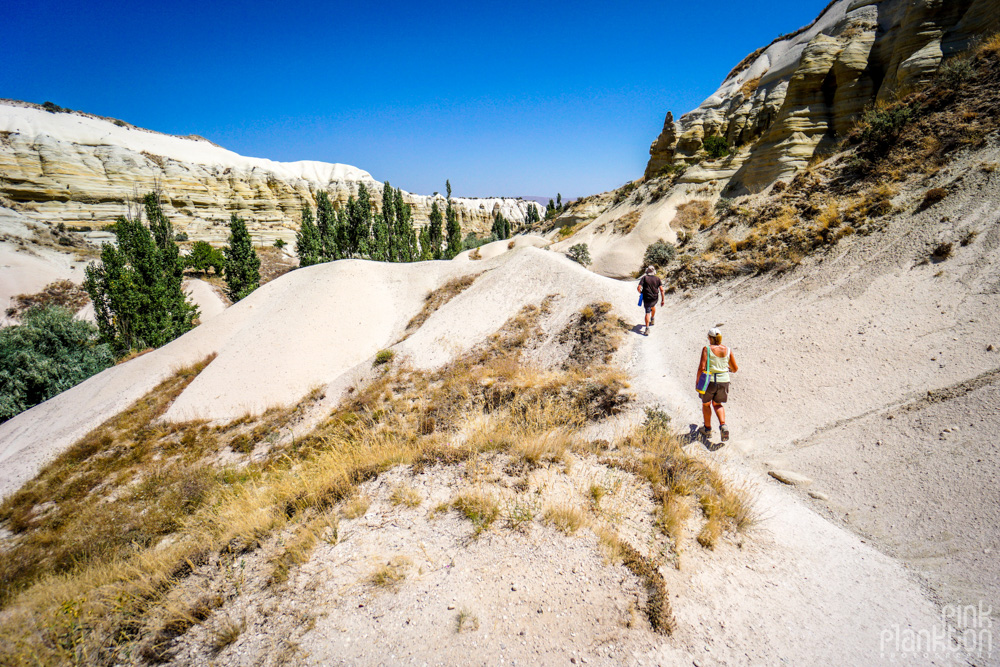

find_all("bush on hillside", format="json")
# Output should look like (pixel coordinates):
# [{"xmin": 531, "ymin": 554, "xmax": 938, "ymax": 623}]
[
  {"xmin": 0, "ymin": 306, "xmax": 113, "ymax": 423},
  {"xmin": 703, "ymin": 136, "xmax": 730, "ymax": 159},
  {"xmin": 567, "ymin": 243, "xmax": 591, "ymax": 266},
  {"xmin": 185, "ymin": 240, "xmax": 225, "ymax": 275},
  {"xmin": 643, "ymin": 239, "xmax": 676, "ymax": 269},
  {"xmin": 853, "ymin": 103, "xmax": 919, "ymax": 166}
]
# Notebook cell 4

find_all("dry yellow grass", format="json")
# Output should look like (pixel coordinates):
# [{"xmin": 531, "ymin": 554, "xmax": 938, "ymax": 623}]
[
  {"xmin": 369, "ymin": 556, "xmax": 411, "ymax": 589},
  {"xmin": 0, "ymin": 292, "xmax": 754, "ymax": 660},
  {"xmin": 389, "ymin": 483, "xmax": 422, "ymax": 508},
  {"xmin": 544, "ymin": 504, "xmax": 587, "ymax": 534}
]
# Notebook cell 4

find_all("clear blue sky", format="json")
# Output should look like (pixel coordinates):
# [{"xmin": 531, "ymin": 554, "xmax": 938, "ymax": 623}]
[{"xmin": 3, "ymin": 0, "xmax": 823, "ymax": 198}]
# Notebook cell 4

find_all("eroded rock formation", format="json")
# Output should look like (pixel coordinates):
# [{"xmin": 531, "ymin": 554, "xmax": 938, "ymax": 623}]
[
  {"xmin": 0, "ymin": 100, "xmax": 542, "ymax": 243},
  {"xmin": 644, "ymin": 0, "xmax": 1000, "ymax": 192}
]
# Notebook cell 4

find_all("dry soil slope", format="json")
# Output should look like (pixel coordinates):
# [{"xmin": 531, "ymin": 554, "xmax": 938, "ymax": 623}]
[{"xmin": 638, "ymin": 143, "xmax": 1000, "ymax": 611}]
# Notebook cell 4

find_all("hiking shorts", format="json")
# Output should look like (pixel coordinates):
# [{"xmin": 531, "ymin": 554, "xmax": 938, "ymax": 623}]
[
  {"xmin": 643, "ymin": 300, "xmax": 657, "ymax": 314},
  {"xmin": 701, "ymin": 381, "xmax": 729, "ymax": 404}
]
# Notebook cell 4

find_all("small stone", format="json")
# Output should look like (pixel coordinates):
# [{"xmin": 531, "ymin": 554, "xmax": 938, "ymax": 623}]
[
  {"xmin": 768, "ymin": 470, "xmax": 813, "ymax": 486},
  {"xmin": 988, "ymin": 344, "xmax": 995, "ymax": 352},
  {"xmin": 809, "ymin": 491, "xmax": 829, "ymax": 501},
  {"xmin": 511, "ymin": 585, "xmax": 518, "ymax": 591},
  {"xmin": 571, "ymin": 659, "xmax": 578, "ymax": 665},
  {"xmin": 447, "ymin": 604, "xmax": 456, "ymax": 610}
]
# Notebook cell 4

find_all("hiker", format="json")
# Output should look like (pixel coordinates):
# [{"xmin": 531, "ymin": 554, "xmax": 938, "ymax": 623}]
[
  {"xmin": 637, "ymin": 266, "xmax": 664, "ymax": 336},
  {"xmin": 696, "ymin": 327, "xmax": 738, "ymax": 442}
]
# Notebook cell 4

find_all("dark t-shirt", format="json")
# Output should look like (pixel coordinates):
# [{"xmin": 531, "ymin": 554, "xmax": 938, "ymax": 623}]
[{"xmin": 639, "ymin": 274, "xmax": 662, "ymax": 303}]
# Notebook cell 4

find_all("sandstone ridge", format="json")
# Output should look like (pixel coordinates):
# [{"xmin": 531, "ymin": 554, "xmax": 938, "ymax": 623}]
[
  {"xmin": 644, "ymin": 0, "xmax": 1000, "ymax": 192},
  {"xmin": 0, "ymin": 100, "xmax": 542, "ymax": 243}
]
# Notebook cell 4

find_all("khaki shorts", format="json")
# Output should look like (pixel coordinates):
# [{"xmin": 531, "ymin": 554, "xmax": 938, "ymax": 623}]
[{"xmin": 701, "ymin": 381, "xmax": 729, "ymax": 404}]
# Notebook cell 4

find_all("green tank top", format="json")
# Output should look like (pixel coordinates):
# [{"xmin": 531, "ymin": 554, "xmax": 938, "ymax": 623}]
[{"xmin": 707, "ymin": 346, "xmax": 730, "ymax": 383}]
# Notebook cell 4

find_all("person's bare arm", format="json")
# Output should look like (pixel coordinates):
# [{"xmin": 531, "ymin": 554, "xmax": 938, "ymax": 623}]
[
  {"xmin": 659, "ymin": 284, "xmax": 665, "ymax": 305},
  {"xmin": 637, "ymin": 282, "xmax": 643, "ymax": 293},
  {"xmin": 697, "ymin": 347, "xmax": 707, "ymax": 381},
  {"xmin": 729, "ymin": 350, "xmax": 738, "ymax": 373}
]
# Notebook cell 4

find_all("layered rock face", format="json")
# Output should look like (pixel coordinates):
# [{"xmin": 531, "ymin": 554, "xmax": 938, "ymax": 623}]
[
  {"xmin": 0, "ymin": 101, "xmax": 542, "ymax": 243},
  {"xmin": 644, "ymin": 0, "xmax": 1000, "ymax": 192}
]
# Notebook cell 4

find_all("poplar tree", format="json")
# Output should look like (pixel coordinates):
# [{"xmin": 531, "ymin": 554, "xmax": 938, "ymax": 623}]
[
  {"xmin": 418, "ymin": 225, "xmax": 433, "ymax": 261},
  {"xmin": 346, "ymin": 183, "xmax": 372, "ymax": 257},
  {"xmin": 393, "ymin": 187, "xmax": 417, "ymax": 262},
  {"xmin": 84, "ymin": 192, "xmax": 198, "ymax": 355},
  {"xmin": 316, "ymin": 191, "xmax": 338, "ymax": 260},
  {"xmin": 296, "ymin": 204, "xmax": 323, "ymax": 267},
  {"xmin": 428, "ymin": 201, "xmax": 444, "ymax": 259},
  {"xmin": 372, "ymin": 182, "xmax": 393, "ymax": 261},
  {"xmin": 224, "ymin": 213, "xmax": 261, "ymax": 302},
  {"xmin": 445, "ymin": 181, "xmax": 462, "ymax": 258}
]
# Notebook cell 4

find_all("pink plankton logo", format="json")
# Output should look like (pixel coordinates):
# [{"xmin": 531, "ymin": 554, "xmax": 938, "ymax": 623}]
[{"xmin": 881, "ymin": 602, "xmax": 993, "ymax": 663}]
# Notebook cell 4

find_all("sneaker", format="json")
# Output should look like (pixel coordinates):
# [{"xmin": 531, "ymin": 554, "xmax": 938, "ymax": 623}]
[
  {"xmin": 700, "ymin": 426, "xmax": 713, "ymax": 442},
  {"xmin": 643, "ymin": 327, "xmax": 649, "ymax": 336},
  {"xmin": 720, "ymin": 424, "xmax": 729, "ymax": 442},
  {"xmin": 650, "ymin": 315, "xmax": 655, "ymax": 326}
]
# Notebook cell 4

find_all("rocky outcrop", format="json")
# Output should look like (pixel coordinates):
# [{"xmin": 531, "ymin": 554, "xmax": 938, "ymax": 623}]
[
  {"xmin": 0, "ymin": 100, "xmax": 542, "ymax": 244},
  {"xmin": 643, "ymin": 0, "xmax": 1000, "ymax": 191}
]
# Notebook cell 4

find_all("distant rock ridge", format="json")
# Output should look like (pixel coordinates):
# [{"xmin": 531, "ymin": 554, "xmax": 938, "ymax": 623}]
[
  {"xmin": 644, "ymin": 0, "xmax": 1000, "ymax": 192},
  {"xmin": 0, "ymin": 100, "xmax": 542, "ymax": 243}
]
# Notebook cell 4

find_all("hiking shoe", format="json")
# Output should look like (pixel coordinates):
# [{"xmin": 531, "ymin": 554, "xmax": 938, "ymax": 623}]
[
  {"xmin": 700, "ymin": 426, "xmax": 713, "ymax": 442},
  {"xmin": 650, "ymin": 315, "xmax": 655, "ymax": 325},
  {"xmin": 643, "ymin": 327, "xmax": 649, "ymax": 336},
  {"xmin": 720, "ymin": 425, "xmax": 729, "ymax": 442}
]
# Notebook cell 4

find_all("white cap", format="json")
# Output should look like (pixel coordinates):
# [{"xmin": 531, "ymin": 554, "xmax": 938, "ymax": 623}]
[
  {"xmin": 708, "ymin": 327, "xmax": 722, "ymax": 337},
  {"xmin": 646, "ymin": 266, "xmax": 655, "ymax": 274}
]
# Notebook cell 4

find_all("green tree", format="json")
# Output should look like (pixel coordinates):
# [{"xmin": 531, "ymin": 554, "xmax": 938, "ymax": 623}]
[
  {"xmin": 185, "ymin": 240, "xmax": 225, "ymax": 275},
  {"xmin": 372, "ymin": 182, "xmax": 393, "ymax": 262},
  {"xmin": 428, "ymin": 201, "xmax": 444, "ymax": 259},
  {"xmin": 491, "ymin": 210, "xmax": 510, "ymax": 240},
  {"xmin": 445, "ymin": 182, "xmax": 462, "ymax": 258},
  {"xmin": 295, "ymin": 203, "xmax": 323, "ymax": 267},
  {"xmin": 346, "ymin": 183, "xmax": 372, "ymax": 257},
  {"xmin": 446, "ymin": 179, "xmax": 452, "ymax": 199},
  {"xmin": 393, "ymin": 186, "xmax": 417, "ymax": 262},
  {"xmin": 418, "ymin": 225, "xmax": 433, "ymax": 261},
  {"xmin": 84, "ymin": 193, "xmax": 199, "ymax": 356},
  {"xmin": 556, "ymin": 193, "xmax": 562, "ymax": 210},
  {"xmin": 0, "ymin": 306, "xmax": 113, "ymax": 423},
  {"xmin": 315, "ymin": 191, "xmax": 339, "ymax": 260},
  {"xmin": 223, "ymin": 213, "xmax": 261, "ymax": 302}
]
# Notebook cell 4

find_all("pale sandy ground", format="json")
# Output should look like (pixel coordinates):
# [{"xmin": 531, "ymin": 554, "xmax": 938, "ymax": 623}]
[
  {"xmin": 454, "ymin": 234, "xmax": 550, "ymax": 262},
  {"xmin": 3, "ymin": 157, "xmax": 999, "ymax": 662}
]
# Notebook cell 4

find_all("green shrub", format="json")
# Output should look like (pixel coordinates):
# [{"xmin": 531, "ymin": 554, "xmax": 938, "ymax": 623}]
[
  {"xmin": 373, "ymin": 349, "xmax": 394, "ymax": 366},
  {"xmin": 855, "ymin": 103, "xmax": 918, "ymax": 165},
  {"xmin": 42, "ymin": 101, "xmax": 66, "ymax": 113},
  {"xmin": 643, "ymin": 240, "xmax": 675, "ymax": 269},
  {"xmin": 937, "ymin": 56, "xmax": 974, "ymax": 88},
  {"xmin": 174, "ymin": 232, "xmax": 189, "ymax": 242},
  {"xmin": 703, "ymin": 136, "xmax": 730, "ymax": 159},
  {"xmin": 0, "ymin": 306, "xmax": 113, "ymax": 423},
  {"xmin": 273, "ymin": 238, "xmax": 287, "ymax": 249},
  {"xmin": 567, "ymin": 243, "xmax": 591, "ymax": 266},
  {"xmin": 185, "ymin": 241, "xmax": 225, "ymax": 275}
]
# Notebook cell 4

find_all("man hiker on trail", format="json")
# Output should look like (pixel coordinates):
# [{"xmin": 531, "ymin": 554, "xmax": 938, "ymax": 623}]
[
  {"xmin": 637, "ymin": 266, "xmax": 664, "ymax": 336},
  {"xmin": 696, "ymin": 327, "xmax": 739, "ymax": 443}
]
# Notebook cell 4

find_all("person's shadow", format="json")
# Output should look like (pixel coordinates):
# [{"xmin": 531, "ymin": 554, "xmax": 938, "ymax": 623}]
[
  {"xmin": 687, "ymin": 423, "xmax": 724, "ymax": 451},
  {"xmin": 630, "ymin": 324, "xmax": 646, "ymax": 335}
]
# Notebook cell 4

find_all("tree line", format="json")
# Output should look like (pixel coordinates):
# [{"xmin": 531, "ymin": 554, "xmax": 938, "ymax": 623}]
[
  {"xmin": 296, "ymin": 180, "xmax": 467, "ymax": 266},
  {"xmin": 85, "ymin": 192, "xmax": 260, "ymax": 356}
]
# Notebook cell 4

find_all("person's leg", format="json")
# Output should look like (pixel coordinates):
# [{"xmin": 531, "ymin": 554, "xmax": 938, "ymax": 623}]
[
  {"xmin": 650, "ymin": 304, "xmax": 656, "ymax": 325},
  {"xmin": 702, "ymin": 401, "xmax": 713, "ymax": 429},
  {"xmin": 712, "ymin": 402, "xmax": 726, "ymax": 426}
]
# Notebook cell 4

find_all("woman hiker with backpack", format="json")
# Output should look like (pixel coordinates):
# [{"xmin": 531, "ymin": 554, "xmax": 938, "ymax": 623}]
[{"xmin": 696, "ymin": 327, "xmax": 738, "ymax": 442}]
